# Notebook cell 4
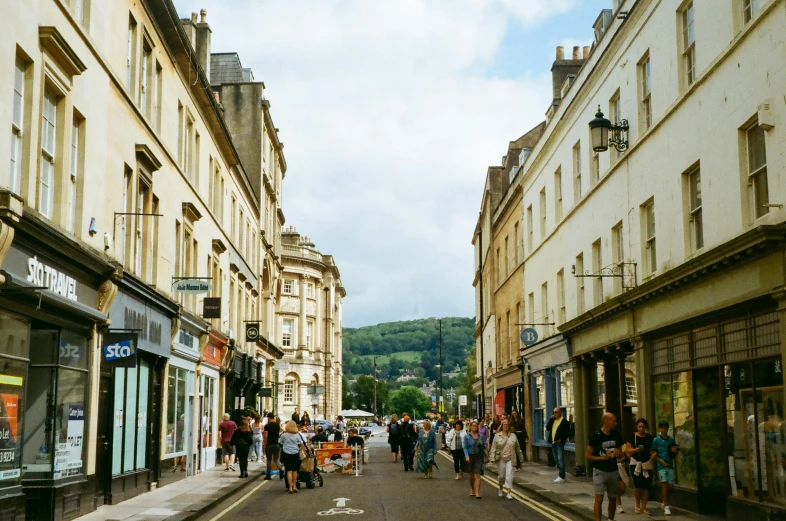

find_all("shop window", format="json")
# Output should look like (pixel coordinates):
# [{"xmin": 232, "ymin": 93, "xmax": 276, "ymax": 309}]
[
  {"xmin": 0, "ymin": 312, "xmax": 28, "ymax": 486},
  {"xmin": 201, "ymin": 376, "xmax": 216, "ymax": 449},
  {"xmin": 558, "ymin": 367, "xmax": 575, "ymax": 429},
  {"xmin": 23, "ymin": 327, "xmax": 88, "ymax": 479},
  {"xmin": 653, "ymin": 372, "xmax": 697, "ymax": 489},
  {"xmin": 111, "ymin": 359, "xmax": 150, "ymax": 475},
  {"xmin": 533, "ymin": 374, "xmax": 546, "ymax": 442},
  {"xmin": 166, "ymin": 366, "xmax": 190, "ymax": 456}
]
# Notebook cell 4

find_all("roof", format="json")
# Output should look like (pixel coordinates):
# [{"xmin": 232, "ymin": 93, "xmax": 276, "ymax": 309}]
[{"xmin": 210, "ymin": 53, "xmax": 245, "ymax": 86}]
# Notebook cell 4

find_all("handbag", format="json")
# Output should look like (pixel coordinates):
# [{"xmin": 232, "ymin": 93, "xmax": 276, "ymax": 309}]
[{"xmin": 298, "ymin": 434, "xmax": 308, "ymax": 460}]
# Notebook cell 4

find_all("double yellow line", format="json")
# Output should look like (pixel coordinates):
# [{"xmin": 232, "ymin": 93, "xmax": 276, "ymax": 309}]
[{"xmin": 437, "ymin": 451, "xmax": 573, "ymax": 521}]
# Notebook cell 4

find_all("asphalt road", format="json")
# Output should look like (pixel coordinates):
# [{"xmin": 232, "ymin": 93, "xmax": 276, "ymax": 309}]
[{"xmin": 195, "ymin": 430, "xmax": 575, "ymax": 521}]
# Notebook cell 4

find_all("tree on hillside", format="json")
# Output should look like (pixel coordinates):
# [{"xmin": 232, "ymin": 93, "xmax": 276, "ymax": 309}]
[
  {"xmin": 390, "ymin": 386, "xmax": 432, "ymax": 419},
  {"xmin": 459, "ymin": 343, "xmax": 478, "ymax": 417},
  {"xmin": 353, "ymin": 375, "xmax": 388, "ymax": 414}
]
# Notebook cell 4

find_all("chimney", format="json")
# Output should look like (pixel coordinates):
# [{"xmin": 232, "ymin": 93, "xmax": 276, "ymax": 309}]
[
  {"xmin": 195, "ymin": 8, "xmax": 212, "ymax": 82},
  {"xmin": 180, "ymin": 13, "xmax": 197, "ymax": 50},
  {"xmin": 551, "ymin": 44, "xmax": 586, "ymax": 100},
  {"xmin": 572, "ymin": 46, "xmax": 580, "ymax": 60},
  {"xmin": 583, "ymin": 46, "xmax": 591, "ymax": 59},
  {"xmin": 556, "ymin": 46, "xmax": 565, "ymax": 60}
]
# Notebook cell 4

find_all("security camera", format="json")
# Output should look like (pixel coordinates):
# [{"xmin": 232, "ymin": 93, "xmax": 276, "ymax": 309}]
[
  {"xmin": 104, "ymin": 233, "xmax": 112, "ymax": 251},
  {"xmin": 89, "ymin": 217, "xmax": 98, "ymax": 236}
]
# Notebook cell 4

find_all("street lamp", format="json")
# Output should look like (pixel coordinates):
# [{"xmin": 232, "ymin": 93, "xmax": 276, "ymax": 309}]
[{"xmin": 588, "ymin": 105, "xmax": 629, "ymax": 153}]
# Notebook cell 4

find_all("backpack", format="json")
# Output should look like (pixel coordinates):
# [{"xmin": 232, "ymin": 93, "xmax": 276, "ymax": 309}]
[{"xmin": 389, "ymin": 423, "xmax": 399, "ymax": 438}]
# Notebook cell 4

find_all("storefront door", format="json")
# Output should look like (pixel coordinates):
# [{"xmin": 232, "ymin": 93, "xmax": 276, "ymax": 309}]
[{"xmin": 95, "ymin": 374, "xmax": 113, "ymax": 504}]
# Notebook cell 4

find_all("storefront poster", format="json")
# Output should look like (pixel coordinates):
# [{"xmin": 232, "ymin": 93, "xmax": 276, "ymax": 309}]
[
  {"xmin": 494, "ymin": 390, "xmax": 506, "ymax": 417},
  {"xmin": 66, "ymin": 405, "xmax": 84, "ymax": 469},
  {"xmin": 0, "ymin": 392, "xmax": 20, "ymax": 480}
]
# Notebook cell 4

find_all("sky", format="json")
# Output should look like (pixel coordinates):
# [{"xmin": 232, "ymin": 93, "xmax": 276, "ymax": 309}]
[{"xmin": 173, "ymin": 0, "xmax": 608, "ymax": 328}]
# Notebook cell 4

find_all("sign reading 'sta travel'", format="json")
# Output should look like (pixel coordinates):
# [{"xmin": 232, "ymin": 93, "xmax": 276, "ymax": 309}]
[{"xmin": 172, "ymin": 280, "xmax": 212, "ymax": 294}]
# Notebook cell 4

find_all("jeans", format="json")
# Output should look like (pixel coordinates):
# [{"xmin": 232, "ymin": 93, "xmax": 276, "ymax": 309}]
[
  {"xmin": 236, "ymin": 445, "xmax": 250, "ymax": 475},
  {"xmin": 265, "ymin": 444, "xmax": 283, "ymax": 475},
  {"xmin": 552, "ymin": 442, "xmax": 566, "ymax": 479},
  {"xmin": 451, "ymin": 449, "xmax": 464, "ymax": 474},
  {"xmin": 497, "ymin": 459, "xmax": 513, "ymax": 490},
  {"xmin": 251, "ymin": 436, "xmax": 263, "ymax": 460}
]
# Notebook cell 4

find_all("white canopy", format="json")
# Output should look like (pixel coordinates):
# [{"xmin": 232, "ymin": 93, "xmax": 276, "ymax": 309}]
[{"xmin": 339, "ymin": 409, "xmax": 375, "ymax": 418}]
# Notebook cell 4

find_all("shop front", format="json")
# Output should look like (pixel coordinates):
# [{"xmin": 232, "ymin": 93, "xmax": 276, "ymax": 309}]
[
  {"xmin": 101, "ymin": 281, "xmax": 175, "ymax": 504},
  {"xmin": 0, "ymin": 227, "xmax": 115, "ymax": 521},
  {"xmin": 199, "ymin": 330, "xmax": 226, "ymax": 471}
]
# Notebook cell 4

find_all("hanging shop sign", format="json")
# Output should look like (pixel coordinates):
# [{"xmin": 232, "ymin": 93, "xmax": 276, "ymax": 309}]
[
  {"xmin": 458, "ymin": 395, "xmax": 467, "ymax": 406},
  {"xmin": 520, "ymin": 328, "xmax": 538, "ymax": 346},
  {"xmin": 203, "ymin": 297, "xmax": 222, "ymax": 319},
  {"xmin": 245, "ymin": 322, "xmax": 260, "ymax": 343},
  {"xmin": 109, "ymin": 291, "xmax": 172, "ymax": 358},
  {"xmin": 172, "ymin": 279, "xmax": 212, "ymax": 294},
  {"xmin": 102, "ymin": 332, "xmax": 139, "ymax": 368}
]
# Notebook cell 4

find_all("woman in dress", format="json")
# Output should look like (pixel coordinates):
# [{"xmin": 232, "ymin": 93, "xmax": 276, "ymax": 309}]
[
  {"xmin": 415, "ymin": 419, "xmax": 438, "ymax": 478},
  {"xmin": 625, "ymin": 418, "xmax": 656, "ymax": 515},
  {"xmin": 230, "ymin": 416, "xmax": 254, "ymax": 478},
  {"xmin": 489, "ymin": 418, "xmax": 524, "ymax": 499},
  {"xmin": 301, "ymin": 411, "xmax": 312, "ymax": 431},
  {"xmin": 445, "ymin": 420, "xmax": 465, "ymax": 480},
  {"xmin": 463, "ymin": 420, "xmax": 487, "ymax": 499},
  {"xmin": 279, "ymin": 420, "xmax": 306, "ymax": 493},
  {"xmin": 250, "ymin": 414, "xmax": 264, "ymax": 463},
  {"xmin": 387, "ymin": 414, "xmax": 400, "ymax": 462}
]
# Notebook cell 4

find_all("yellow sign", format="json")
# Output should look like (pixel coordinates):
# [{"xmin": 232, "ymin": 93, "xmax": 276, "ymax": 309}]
[{"xmin": 0, "ymin": 374, "xmax": 23, "ymax": 387}]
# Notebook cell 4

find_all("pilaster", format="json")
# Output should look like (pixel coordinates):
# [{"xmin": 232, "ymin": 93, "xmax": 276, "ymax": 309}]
[
  {"xmin": 297, "ymin": 275, "xmax": 307, "ymax": 359},
  {"xmin": 573, "ymin": 356, "xmax": 588, "ymax": 476}
]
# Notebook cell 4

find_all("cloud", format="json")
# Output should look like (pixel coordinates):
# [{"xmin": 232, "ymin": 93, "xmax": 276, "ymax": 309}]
[{"xmin": 174, "ymin": 0, "xmax": 577, "ymax": 326}]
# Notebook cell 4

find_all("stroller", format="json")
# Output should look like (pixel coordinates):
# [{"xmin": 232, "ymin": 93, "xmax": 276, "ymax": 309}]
[{"xmin": 284, "ymin": 443, "xmax": 323, "ymax": 489}]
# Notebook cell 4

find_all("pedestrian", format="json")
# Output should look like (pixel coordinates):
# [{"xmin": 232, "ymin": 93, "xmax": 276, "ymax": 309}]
[
  {"xmin": 510, "ymin": 410, "xmax": 528, "ymax": 469},
  {"xmin": 279, "ymin": 420, "xmax": 305, "ymax": 494},
  {"xmin": 301, "ymin": 411, "xmax": 312, "ymax": 430},
  {"xmin": 250, "ymin": 414, "xmax": 264, "ymax": 463},
  {"xmin": 334, "ymin": 415, "xmax": 346, "ymax": 442},
  {"xmin": 546, "ymin": 407, "xmax": 574, "ymax": 483},
  {"xmin": 398, "ymin": 415, "xmax": 417, "ymax": 471},
  {"xmin": 263, "ymin": 412, "xmax": 284, "ymax": 481},
  {"xmin": 489, "ymin": 418, "xmax": 524, "ymax": 500},
  {"xmin": 415, "ymin": 419, "xmax": 438, "ymax": 479},
  {"xmin": 231, "ymin": 415, "xmax": 254, "ymax": 478},
  {"xmin": 624, "ymin": 418, "xmax": 656, "ymax": 514},
  {"xmin": 651, "ymin": 420, "xmax": 679, "ymax": 516},
  {"xmin": 291, "ymin": 407, "xmax": 300, "ymax": 426},
  {"xmin": 445, "ymin": 420, "xmax": 465, "ymax": 480},
  {"xmin": 586, "ymin": 412, "xmax": 624, "ymax": 521},
  {"xmin": 490, "ymin": 414, "xmax": 501, "ymax": 446},
  {"xmin": 387, "ymin": 414, "xmax": 400, "ymax": 462},
  {"xmin": 311, "ymin": 425, "xmax": 329, "ymax": 445},
  {"xmin": 463, "ymin": 420, "xmax": 487, "ymax": 499},
  {"xmin": 218, "ymin": 413, "xmax": 237, "ymax": 471}
]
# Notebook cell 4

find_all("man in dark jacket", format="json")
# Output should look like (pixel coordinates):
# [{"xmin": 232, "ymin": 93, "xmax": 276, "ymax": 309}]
[
  {"xmin": 546, "ymin": 407, "xmax": 574, "ymax": 483},
  {"xmin": 398, "ymin": 415, "xmax": 417, "ymax": 471}
]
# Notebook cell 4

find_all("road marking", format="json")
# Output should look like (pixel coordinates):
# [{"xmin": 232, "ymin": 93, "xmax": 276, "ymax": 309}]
[
  {"xmin": 207, "ymin": 480, "xmax": 268, "ymax": 521},
  {"xmin": 333, "ymin": 498, "xmax": 351, "ymax": 507},
  {"xmin": 317, "ymin": 507, "xmax": 364, "ymax": 516}
]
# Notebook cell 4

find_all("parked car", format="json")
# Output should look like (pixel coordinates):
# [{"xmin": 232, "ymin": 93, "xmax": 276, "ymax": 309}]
[
  {"xmin": 359, "ymin": 425, "xmax": 373, "ymax": 437},
  {"xmin": 314, "ymin": 419, "xmax": 335, "ymax": 435}
]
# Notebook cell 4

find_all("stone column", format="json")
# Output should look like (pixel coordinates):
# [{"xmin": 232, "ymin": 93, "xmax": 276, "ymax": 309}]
[
  {"xmin": 632, "ymin": 336, "xmax": 653, "ymax": 432},
  {"xmin": 298, "ymin": 275, "xmax": 307, "ymax": 359},
  {"xmin": 573, "ymin": 356, "xmax": 588, "ymax": 476},
  {"xmin": 315, "ymin": 282, "xmax": 323, "ymax": 363}
]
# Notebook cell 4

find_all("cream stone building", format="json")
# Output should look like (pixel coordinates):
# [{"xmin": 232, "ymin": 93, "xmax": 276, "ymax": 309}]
[
  {"xmin": 501, "ymin": 0, "xmax": 786, "ymax": 517},
  {"xmin": 276, "ymin": 226, "xmax": 345, "ymax": 421},
  {"xmin": 0, "ymin": 1, "xmax": 292, "ymax": 519}
]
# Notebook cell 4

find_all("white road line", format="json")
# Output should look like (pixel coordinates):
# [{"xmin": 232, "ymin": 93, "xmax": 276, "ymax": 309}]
[{"xmin": 207, "ymin": 480, "xmax": 269, "ymax": 521}]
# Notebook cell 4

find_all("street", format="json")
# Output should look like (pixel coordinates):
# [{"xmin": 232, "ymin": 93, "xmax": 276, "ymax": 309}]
[{"xmin": 194, "ymin": 432, "xmax": 574, "ymax": 521}]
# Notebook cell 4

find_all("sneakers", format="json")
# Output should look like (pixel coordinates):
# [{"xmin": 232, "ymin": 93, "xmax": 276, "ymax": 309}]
[
  {"xmin": 507, "ymin": 493, "xmax": 513, "ymax": 500},
  {"xmin": 664, "ymin": 506, "xmax": 672, "ymax": 516},
  {"xmin": 498, "ymin": 490, "xmax": 504, "ymax": 497},
  {"xmin": 553, "ymin": 477, "xmax": 565, "ymax": 483},
  {"xmin": 617, "ymin": 505, "xmax": 625, "ymax": 514},
  {"xmin": 229, "ymin": 465, "xmax": 236, "ymax": 471}
]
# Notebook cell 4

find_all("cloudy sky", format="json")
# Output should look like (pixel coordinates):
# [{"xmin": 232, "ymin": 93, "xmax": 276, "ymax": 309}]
[{"xmin": 173, "ymin": 0, "xmax": 606, "ymax": 327}]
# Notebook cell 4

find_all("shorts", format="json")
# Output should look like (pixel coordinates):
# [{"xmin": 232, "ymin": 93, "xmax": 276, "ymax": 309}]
[
  {"xmin": 658, "ymin": 468, "xmax": 675, "ymax": 484},
  {"xmin": 222, "ymin": 442, "xmax": 236, "ymax": 455},
  {"xmin": 593, "ymin": 469, "xmax": 622, "ymax": 498}
]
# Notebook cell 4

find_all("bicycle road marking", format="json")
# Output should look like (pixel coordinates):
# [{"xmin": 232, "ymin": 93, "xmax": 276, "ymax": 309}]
[
  {"xmin": 317, "ymin": 507, "xmax": 365, "ymax": 515},
  {"xmin": 207, "ymin": 480, "xmax": 268, "ymax": 521}
]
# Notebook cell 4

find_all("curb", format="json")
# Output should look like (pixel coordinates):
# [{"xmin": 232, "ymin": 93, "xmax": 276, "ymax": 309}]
[{"xmin": 176, "ymin": 469, "xmax": 269, "ymax": 521}]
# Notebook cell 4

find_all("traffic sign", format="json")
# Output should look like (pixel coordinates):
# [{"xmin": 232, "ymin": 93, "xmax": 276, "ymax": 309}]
[{"xmin": 520, "ymin": 328, "xmax": 539, "ymax": 346}]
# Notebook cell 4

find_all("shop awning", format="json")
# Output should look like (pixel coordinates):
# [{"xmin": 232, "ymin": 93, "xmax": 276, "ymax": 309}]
[
  {"xmin": 339, "ymin": 409, "xmax": 375, "ymax": 418},
  {"xmin": 520, "ymin": 334, "xmax": 571, "ymax": 373}
]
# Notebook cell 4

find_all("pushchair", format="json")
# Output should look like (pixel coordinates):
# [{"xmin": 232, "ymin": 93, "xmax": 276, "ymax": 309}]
[{"xmin": 284, "ymin": 444, "xmax": 323, "ymax": 489}]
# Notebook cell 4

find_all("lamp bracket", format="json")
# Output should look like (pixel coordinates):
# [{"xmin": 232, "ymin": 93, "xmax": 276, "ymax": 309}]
[
  {"xmin": 573, "ymin": 262, "xmax": 638, "ymax": 289},
  {"xmin": 609, "ymin": 119, "xmax": 630, "ymax": 152}
]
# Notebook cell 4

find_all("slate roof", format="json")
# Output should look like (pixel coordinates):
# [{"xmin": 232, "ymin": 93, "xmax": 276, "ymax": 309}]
[{"xmin": 210, "ymin": 53, "xmax": 244, "ymax": 86}]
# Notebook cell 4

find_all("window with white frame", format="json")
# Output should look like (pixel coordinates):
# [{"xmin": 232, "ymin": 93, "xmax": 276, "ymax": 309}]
[
  {"xmin": 282, "ymin": 318, "xmax": 293, "ymax": 347},
  {"xmin": 506, "ymin": 310, "xmax": 511, "ymax": 363},
  {"xmin": 527, "ymin": 292, "xmax": 535, "ymax": 326},
  {"xmin": 39, "ymin": 89, "xmax": 57, "ymax": 219},
  {"xmin": 126, "ymin": 15, "xmax": 137, "ymax": 92},
  {"xmin": 139, "ymin": 39, "xmax": 151, "ymax": 114},
  {"xmin": 283, "ymin": 279, "xmax": 293, "ymax": 294},
  {"xmin": 514, "ymin": 222, "xmax": 521, "ymax": 264},
  {"xmin": 557, "ymin": 269, "xmax": 566, "ymax": 325},
  {"xmin": 283, "ymin": 380, "xmax": 295, "ymax": 403},
  {"xmin": 573, "ymin": 141, "xmax": 582, "ymax": 204},
  {"xmin": 592, "ymin": 239, "xmax": 602, "ymax": 306},
  {"xmin": 743, "ymin": 0, "xmax": 763, "ymax": 25},
  {"xmin": 10, "ymin": 58, "xmax": 25, "ymax": 195},
  {"xmin": 539, "ymin": 188, "xmax": 547, "ymax": 239},
  {"xmin": 643, "ymin": 200, "xmax": 657, "ymax": 275},
  {"xmin": 68, "ymin": 115, "xmax": 82, "ymax": 233},
  {"xmin": 590, "ymin": 146, "xmax": 599, "ymax": 185},
  {"xmin": 746, "ymin": 123, "xmax": 769, "ymax": 220},
  {"xmin": 610, "ymin": 91, "xmax": 622, "ymax": 163},
  {"xmin": 504, "ymin": 236, "xmax": 510, "ymax": 275},
  {"xmin": 534, "ymin": 374, "xmax": 545, "ymax": 441},
  {"xmin": 612, "ymin": 222, "xmax": 624, "ymax": 295},
  {"xmin": 681, "ymin": 2, "xmax": 696, "ymax": 87},
  {"xmin": 307, "ymin": 282, "xmax": 314, "ymax": 298},
  {"xmin": 307, "ymin": 322, "xmax": 313, "ymax": 348},
  {"xmin": 526, "ymin": 205, "xmax": 533, "ymax": 252},
  {"xmin": 541, "ymin": 282, "xmax": 549, "ymax": 335},
  {"xmin": 576, "ymin": 253, "xmax": 585, "ymax": 314},
  {"xmin": 559, "ymin": 367, "xmax": 575, "ymax": 424},
  {"xmin": 639, "ymin": 53, "xmax": 652, "ymax": 132},
  {"xmin": 687, "ymin": 166, "xmax": 704, "ymax": 250},
  {"xmin": 554, "ymin": 167, "xmax": 563, "ymax": 221}
]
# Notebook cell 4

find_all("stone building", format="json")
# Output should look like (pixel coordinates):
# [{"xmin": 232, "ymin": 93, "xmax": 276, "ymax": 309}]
[
  {"xmin": 0, "ymin": 2, "xmax": 292, "ymax": 519},
  {"xmin": 276, "ymin": 227, "xmax": 345, "ymax": 421},
  {"xmin": 471, "ymin": 0, "xmax": 786, "ymax": 518}
]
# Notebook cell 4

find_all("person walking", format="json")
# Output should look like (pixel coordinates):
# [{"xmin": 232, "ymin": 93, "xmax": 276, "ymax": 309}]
[
  {"xmin": 279, "ymin": 421, "xmax": 305, "ymax": 494},
  {"xmin": 546, "ymin": 407, "xmax": 574, "ymax": 483},
  {"xmin": 489, "ymin": 418, "xmax": 524, "ymax": 499},
  {"xmin": 415, "ymin": 419, "xmax": 438, "ymax": 478},
  {"xmin": 652, "ymin": 420, "xmax": 679, "ymax": 516},
  {"xmin": 231, "ymin": 416, "xmax": 254, "ymax": 478},
  {"xmin": 510, "ymin": 410, "xmax": 528, "ymax": 469},
  {"xmin": 398, "ymin": 415, "xmax": 417, "ymax": 471},
  {"xmin": 263, "ymin": 412, "xmax": 284, "ymax": 480},
  {"xmin": 301, "ymin": 411, "xmax": 312, "ymax": 430},
  {"xmin": 445, "ymin": 420, "xmax": 465, "ymax": 480},
  {"xmin": 218, "ymin": 413, "xmax": 237, "ymax": 471},
  {"xmin": 490, "ymin": 414, "xmax": 501, "ymax": 447},
  {"xmin": 334, "ymin": 415, "xmax": 346, "ymax": 442},
  {"xmin": 387, "ymin": 414, "xmax": 400, "ymax": 462},
  {"xmin": 291, "ymin": 407, "xmax": 300, "ymax": 426},
  {"xmin": 625, "ymin": 419, "xmax": 656, "ymax": 514},
  {"xmin": 586, "ymin": 412, "xmax": 624, "ymax": 521},
  {"xmin": 463, "ymin": 420, "xmax": 487, "ymax": 499},
  {"xmin": 250, "ymin": 414, "xmax": 264, "ymax": 463}
]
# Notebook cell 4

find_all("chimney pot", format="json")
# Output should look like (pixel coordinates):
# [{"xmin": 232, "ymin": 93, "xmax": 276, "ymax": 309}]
[
  {"xmin": 191, "ymin": 12, "xmax": 198, "ymax": 23},
  {"xmin": 200, "ymin": 8, "xmax": 207, "ymax": 23},
  {"xmin": 556, "ymin": 46, "xmax": 565, "ymax": 60},
  {"xmin": 583, "ymin": 46, "xmax": 590, "ymax": 59},
  {"xmin": 572, "ymin": 46, "xmax": 580, "ymax": 60}
]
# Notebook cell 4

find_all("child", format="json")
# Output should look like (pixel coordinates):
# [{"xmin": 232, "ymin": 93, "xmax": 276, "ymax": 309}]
[{"xmin": 651, "ymin": 420, "xmax": 679, "ymax": 516}]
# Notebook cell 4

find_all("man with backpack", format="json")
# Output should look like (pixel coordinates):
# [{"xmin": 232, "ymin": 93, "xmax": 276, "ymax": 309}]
[
  {"xmin": 398, "ymin": 415, "xmax": 417, "ymax": 471},
  {"xmin": 387, "ymin": 414, "xmax": 400, "ymax": 462}
]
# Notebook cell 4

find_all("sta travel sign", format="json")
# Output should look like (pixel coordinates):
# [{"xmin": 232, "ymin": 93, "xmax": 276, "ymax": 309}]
[{"xmin": 27, "ymin": 256, "xmax": 78, "ymax": 302}]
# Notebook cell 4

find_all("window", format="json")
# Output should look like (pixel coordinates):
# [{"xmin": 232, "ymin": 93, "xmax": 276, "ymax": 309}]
[
  {"xmin": 139, "ymin": 40, "xmax": 151, "ymax": 113},
  {"xmin": 557, "ymin": 269, "xmax": 566, "ymax": 325},
  {"xmin": 746, "ymin": 124, "xmax": 769, "ymax": 220},
  {"xmin": 504, "ymin": 236, "xmax": 510, "ymax": 275},
  {"xmin": 526, "ymin": 205, "xmax": 533, "ymax": 252},
  {"xmin": 533, "ymin": 374, "xmax": 545, "ymax": 441},
  {"xmin": 135, "ymin": 181, "xmax": 149, "ymax": 275},
  {"xmin": 576, "ymin": 253, "xmax": 585, "ymax": 314},
  {"xmin": 687, "ymin": 166, "xmax": 704, "ymax": 250},
  {"xmin": 541, "ymin": 282, "xmax": 549, "ymax": 336},
  {"xmin": 283, "ymin": 380, "xmax": 295, "ymax": 403},
  {"xmin": 506, "ymin": 311, "xmax": 511, "ymax": 363},
  {"xmin": 612, "ymin": 222, "xmax": 624, "ymax": 295},
  {"xmin": 230, "ymin": 196, "xmax": 237, "ymax": 241},
  {"xmin": 554, "ymin": 167, "xmax": 563, "ymax": 221},
  {"xmin": 573, "ymin": 141, "xmax": 582, "ymax": 204},
  {"xmin": 681, "ymin": 2, "xmax": 696, "ymax": 87},
  {"xmin": 10, "ymin": 58, "xmax": 25, "ymax": 195},
  {"xmin": 496, "ymin": 248, "xmax": 501, "ymax": 285},
  {"xmin": 0, "ymin": 311, "xmax": 29, "ymax": 486},
  {"xmin": 558, "ymin": 367, "xmax": 575, "ymax": 427},
  {"xmin": 39, "ymin": 89, "xmax": 57, "ymax": 218},
  {"xmin": 73, "ymin": 0, "xmax": 87, "ymax": 27},
  {"xmin": 527, "ymin": 293, "xmax": 535, "ymax": 327},
  {"xmin": 126, "ymin": 15, "xmax": 137, "ymax": 92},
  {"xmin": 239, "ymin": 208, "xmax": 245, "ymax": 253},
  {"xmin": 165, "ymin": 366, "xmax": 191, "ymax": 456},
  {"xmin": 282, "ymin": 319, "xmax": 293, "ymax": 347},
  {"xmin": 610, "ymin": 91, "xmax": 621, "ymax": 163},
  {"xmin": 514, "ymin": 222, "xmax": 521, "ymax": 265},
  {"xmin": 539, "ymin": 188, "xmax": 547, "ymax": 239},
  {"xmin": 592, "ymin": 239, "xmax": 602, "ymax": 306},
  {"xmin": 153, "ymin": 61, "xmax": 162, "ymax": 131},
  {"xmin": 590, "ymin": 146, "xmax": 600, "ymax": 185},
  {"xmin": 177, "ymin": 102, "xmax": 184, "ymax": 166},
  {"xmin": 67, "ymin": 115, "xmax": 82, "ymax": 233},
  {"xmin": 307, "ymin": 322, "xmax": 313, "ymax": 348},
  {"xmin": 306, "ymin": 282, "xmax": 314, "ymax": 298},
  {"xmin": 516, "ymin": 302, "xmax": 522, "ymax": 348},
  {"xmin": 743, "ymin": 0, "xmax": 763, "ymax": 23},
  {"xmin": 185, "ymin": 116, "xmax": 194, "ymax": 181},
  {"xmin": 639, "ymin": 54, "xmax": 652, "ymax": 132},
  {"xmin": 643, "ymin": 200, "xmax": 657, "ymax": 275},
  {"xmin": 283, "ymin": 279, "xmax": 293, "ymax": 294}
]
